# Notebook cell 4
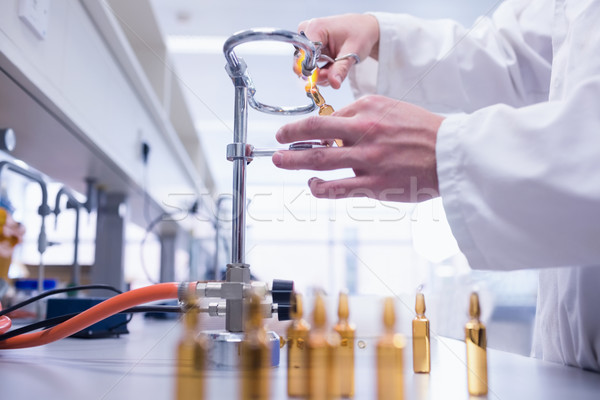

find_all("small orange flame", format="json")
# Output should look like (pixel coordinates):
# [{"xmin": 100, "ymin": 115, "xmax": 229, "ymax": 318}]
[
  {"xmin": 294, "ymin": 49, "xmax": 319, "ymax": 92},
  {"xmin": 307, "ymin": 68, "xmax": 319, "ymax": 91}
]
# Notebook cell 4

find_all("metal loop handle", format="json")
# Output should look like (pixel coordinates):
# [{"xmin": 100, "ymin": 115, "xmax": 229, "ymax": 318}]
[
  {"xmin": 248, "ymin": 96, "xmax": 316, "ymax": 115},
  {"xmin": 223, "ymin": 28, "xmax": 319, "ymax": 115}
]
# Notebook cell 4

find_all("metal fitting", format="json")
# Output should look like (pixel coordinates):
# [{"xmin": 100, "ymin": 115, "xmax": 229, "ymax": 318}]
[{"xmin": 226, "ymin": 143, "xmax": 247, "ymax": 161}]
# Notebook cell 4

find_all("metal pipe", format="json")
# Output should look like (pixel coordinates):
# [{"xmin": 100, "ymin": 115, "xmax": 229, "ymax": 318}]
[
  {"xmin": 73, "ymin": 207, "xmax": 81, "ymax": 286},
  {"xmin": 54, "ymin": 187, "xmax": 87, "ymax": 287},
  {"xmin": 223, "ymin": 61, "xmax": 252, "ymax": 332},
  {"xmin": 223, "ymin": 29, "xmax": 319, "ymax": 116},
  {"xmin": 250, "ymin": 148, "xmax": 279, "ymax": 158},
  {"xmin": 211, "ymin": 195, "xmax": 227, "ymax": 280},
  {"xmin": 0, "ymin": 161, "xmax": 49, "ymax": 318},
  {"xmin": 0, "ymin": 162, "xmax": 50, "ymax": 223},
  {"xmin": 223, "ymin": 28, "xmax": 318, "ymax": 77},
  {"xmin": 250, "ymin": 142, "xmax": 331, "ymax": 159},
  {"xmin": 222, "ymin": 28, "xmax": 317, "ymax": 334},
  {"xmin": 231, "ymin": 85, "xmax": 248, "ymax": 265}
]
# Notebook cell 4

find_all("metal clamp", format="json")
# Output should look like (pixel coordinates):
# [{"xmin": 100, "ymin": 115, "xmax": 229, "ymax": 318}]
[
  {"xmin": 318, "ymin": 52, "xmax": 361, "ymax": 65},
  {"xmin": 226, "ymin": 143, "xmax": 248, "ymax": 161}
]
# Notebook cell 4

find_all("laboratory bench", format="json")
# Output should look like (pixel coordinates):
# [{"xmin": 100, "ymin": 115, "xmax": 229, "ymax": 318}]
[{"xmin": 0, "ymin": 315, "xmax": 599, "ymax": 400}]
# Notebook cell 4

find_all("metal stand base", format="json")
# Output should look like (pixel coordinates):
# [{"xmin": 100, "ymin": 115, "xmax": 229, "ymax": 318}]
[{"xmin": 200, "ymin": 330, "xmax": 281, "ymax": 369}]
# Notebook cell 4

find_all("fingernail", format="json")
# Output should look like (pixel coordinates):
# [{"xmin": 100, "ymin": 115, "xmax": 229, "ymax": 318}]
[
  {"xmin": 275, "ymin": 128, "xmax": 283, "ymax": 143},
  {"xmin": 272, "ymin": 152, "xmax": 283, "ymax": 167},
  {"xmin": 334, "ymin": 75, "xmax": 342, "ymax": 84}
]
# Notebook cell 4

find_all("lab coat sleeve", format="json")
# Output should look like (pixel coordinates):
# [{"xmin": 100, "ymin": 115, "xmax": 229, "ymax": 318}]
[
  {"xmin": 436, "ymin": 76, "xmax": 600, "ymax": 270},
  {"xmin": 349, "ymin": 0, "xmax": 553, "ymax": 113}
]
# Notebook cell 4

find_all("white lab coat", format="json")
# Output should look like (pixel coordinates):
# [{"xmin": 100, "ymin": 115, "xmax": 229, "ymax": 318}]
[{"xmin": 349, "ymin": 0, "xmax": 600, "ymax": 371}]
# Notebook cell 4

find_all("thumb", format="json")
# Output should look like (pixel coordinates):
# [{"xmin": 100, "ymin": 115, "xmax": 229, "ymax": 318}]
[{"xmin": 327, "ymin": 43, "xmax": 360, "ymax": 89}]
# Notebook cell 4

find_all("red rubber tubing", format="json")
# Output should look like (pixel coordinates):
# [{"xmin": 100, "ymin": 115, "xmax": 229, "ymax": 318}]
[
  {"xmin": 0, "ymin": 301, "xmax": 11, "ymax": 334},
  {"xmin": 0, "ymin": 282, "xmax": 179, "ymax": 349}
]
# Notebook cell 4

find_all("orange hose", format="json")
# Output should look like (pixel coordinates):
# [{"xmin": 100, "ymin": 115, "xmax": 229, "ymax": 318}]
[
  {"xmin": 0, "ymin": 302, "xmax": 11, "ymax": 335},
  {"xmin": 0, "ymin": 282, "xmax": 179, "ymax": 349},
  {"xmin": 0, "ymin": 316, "xmax": 10, "ymax": 334}
]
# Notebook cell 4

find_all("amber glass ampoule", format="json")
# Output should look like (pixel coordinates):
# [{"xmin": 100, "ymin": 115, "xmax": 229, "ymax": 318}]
[
  {"xmin": 465, "ymin": 292, "xmax": 488, "ymax": 396},
  {"xmin": 308, "ymin": 293, "xmax": 341, "ymax": 400},
  {"xmin": 175, "ymin": 302, "xmax": 206, "ymax": 400},
  {"xmin": 287, "ymin": 292, "xmax": 311, "ymax": 397},
  {"xmin": 307, "ymin": 87, "xmax": 343, "ymax": 148},
  {"xmin": 240, "ymin": 294, "xmax": 271, "ymax": 400},
  {"xmin": 376, "ymin": 297, "xmax": 405, "ymax": 400},
  {"xmin": 307, "ymin": 86, "xmax": 335, "ymax": 116},
  {"xmin": 333, "ymin": 291, "xmax": 356, "ymax": 397},
  {"xmin": 293, "ymin": 49, "xmax": 343, "ymax": 147},
  {"xmin": 412, "ymin": 292, "xmax": 430, "ymax": 373}
]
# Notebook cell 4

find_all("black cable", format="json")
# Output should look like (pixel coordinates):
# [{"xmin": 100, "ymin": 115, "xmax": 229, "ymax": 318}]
[
  {"xmin": 0, "ymin": 305, "xmax": 182, "ymax": 341},
  {"xmin": 0, "ymin": 313, "xmax": 78, "ymax": 340},
  {"xmin": 108, "ymin": 313, "xmax": 133, "ymax": 334},
  {"xmin": 139, "ymin": 198, "xmax": 212, "ymax": 284},
  {"xmin": 139, "ymin": 212, "xmax": 168, "ymax": 284},
  {"xmin": 0, "ymin": 284, "xmax": 123, "ymax": 318},
  {"xmin": 141, "ymin": 141, "xmax": 152, "ymax": 225},
  {"xmin": 123, "ymin": 305, "xmax": 182, "ymax": 313}
]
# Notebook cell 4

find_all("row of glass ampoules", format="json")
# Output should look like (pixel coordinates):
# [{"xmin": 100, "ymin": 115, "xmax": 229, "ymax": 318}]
[{"xmin": 174, "ymin": 290, "xmax": 487, "ymax": 399}]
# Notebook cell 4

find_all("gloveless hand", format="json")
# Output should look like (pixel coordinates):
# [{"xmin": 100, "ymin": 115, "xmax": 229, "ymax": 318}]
[
  {"xmin": 272, "ymin": 95, "xmax": 445, "ymax": 203},
  {"xmin": 299, "ymin": 14, "xmax": 380, "ymax": 89}
]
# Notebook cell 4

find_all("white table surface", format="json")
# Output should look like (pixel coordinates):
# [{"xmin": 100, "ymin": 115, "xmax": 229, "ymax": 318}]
[{"xmin": 1, "ymin": 315, "xmax": 599, "ymax": 400}]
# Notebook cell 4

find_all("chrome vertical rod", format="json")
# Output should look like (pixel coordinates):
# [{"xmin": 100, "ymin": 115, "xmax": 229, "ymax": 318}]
[{"xmin": 231, "ymin": 84, "xmax": 248, "ymax": 265}]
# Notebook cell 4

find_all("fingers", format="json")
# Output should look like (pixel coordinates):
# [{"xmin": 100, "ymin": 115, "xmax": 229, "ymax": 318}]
[
  {"xmin": 308, "ymin": 176, "xmax": 376, "ymax": 199},
  {"xmin": 327, "ymin": 59, "xmax": 356, "ymax": 89},
  {"xmin": 299, "ymin": 17, "xmax": 360, "ymax": 89},
  {"xmin": 272, "ymin": 147, "xmax": 361, "ymax": 171},
  {"xmin": 315, "ymin": 69, "xmax": 332, "ymax": 86},
  {"xmin": 325, "ymin": 39, "xmax": 361, "ymax": 89},
  {"xmin": 298, "ymin": 18, "xmax": 327, "ymax": 45},
  {"xmin": 297, "ymin": 19, "xmax": 311, "ymax": 36},
  {"xmin": 276, "ymin": 115, "xmax": 358, "ymax": 144}
]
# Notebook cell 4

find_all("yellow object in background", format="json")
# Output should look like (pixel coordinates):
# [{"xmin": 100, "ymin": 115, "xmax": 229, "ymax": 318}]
[
  {"xmin": 175, "ymin": 300, "xmax": 206, "ymax": 400},
  {"xmin": 412, "ymin": 293, "xmax": 431, "ymax": 373},
  {"xmin": 240, "ymin": 294, "xmax": 271, "ymax": 400},
  {"xmin": 0, "ymin": 207, "xmax": 22, "ymax": 280},
  {"xmin": 376, "ymin": 297, "xmax": 405, "ymax": 400},
  {"xmin": 287, "ymin": 292, "xmax": 311, "ymax": 397},
  {"xmin": 308, "ymin": 293, "xmax": 341, "ymax": 400},
  {"xmin": 333, "ymin": 291, "xmax": 356, "ymax": 397},
  {"xmin": 465, "ymin": 292, "xmax": 488, "ymax": 396},
  {"xmin": 0, "ymin": 254, "xmax": 10, "ymax": 280}
]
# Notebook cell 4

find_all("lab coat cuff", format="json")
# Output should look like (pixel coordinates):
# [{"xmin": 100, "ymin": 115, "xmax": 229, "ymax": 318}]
[{"xmin": 436, "ymin": 115, "xmax": 490, "ymax": 270}]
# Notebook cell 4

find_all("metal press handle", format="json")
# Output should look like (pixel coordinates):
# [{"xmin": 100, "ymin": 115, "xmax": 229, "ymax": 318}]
[
  {"xmin": 223, "ymin": 28, "xmax": 319, "ymax": 115},
  {"xmin": 249, "ymin": 142, "xmax": 331, "ymax": 159}
]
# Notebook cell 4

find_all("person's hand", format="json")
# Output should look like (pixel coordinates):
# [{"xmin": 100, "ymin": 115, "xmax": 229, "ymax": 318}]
[
  {"xmin": 299, "ymin": 14, "xmax": 380, "ymax": 89},
  {"xmin": 272, "ymin": 95, "xmax": 445, "ymax": 203}
]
